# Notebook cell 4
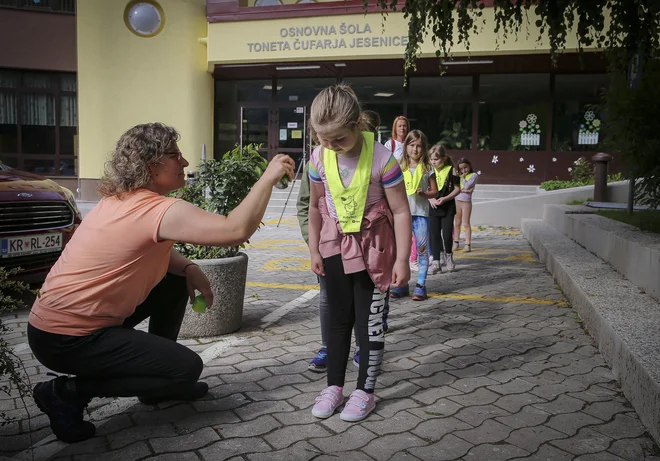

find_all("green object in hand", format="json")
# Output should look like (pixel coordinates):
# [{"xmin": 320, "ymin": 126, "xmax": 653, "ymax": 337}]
[
  {"xmin": 192, "ymin": 294, "xmax": 207, "ymax": 313},
  {"xmin": 275, "ymin": 175, "xmax": 289, "ymax": 189}
]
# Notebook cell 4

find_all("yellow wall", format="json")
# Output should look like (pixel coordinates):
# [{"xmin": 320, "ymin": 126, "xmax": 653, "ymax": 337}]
[
  {"xmin": 77, "ymin": 0, "xmax": 212, "ymax": 179},
  {"xmin": 208, "ymin": 9, "xmax": 597, "ymax": 65}
]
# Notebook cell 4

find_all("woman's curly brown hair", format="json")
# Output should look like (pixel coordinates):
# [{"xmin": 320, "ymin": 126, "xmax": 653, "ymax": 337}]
[{"xmin": 98, "ymin": 123, "xmax": 180, "ymax": 197}]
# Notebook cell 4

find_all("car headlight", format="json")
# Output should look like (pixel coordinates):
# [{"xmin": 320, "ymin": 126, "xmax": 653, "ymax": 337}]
[{"xmin": 62, "ymin": 187, "xmax": 82, "ymax": 218}]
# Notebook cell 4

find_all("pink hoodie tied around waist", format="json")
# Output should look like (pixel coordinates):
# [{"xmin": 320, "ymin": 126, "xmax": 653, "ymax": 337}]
[{"xmin": 317, "ymin": 197, "xmax": 396, "ymax": 293}]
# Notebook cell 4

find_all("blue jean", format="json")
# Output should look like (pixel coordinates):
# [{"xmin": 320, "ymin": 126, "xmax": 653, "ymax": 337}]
[{"xmin": 412, "ymin": 216, "xmax": 429, "ymax": 286}]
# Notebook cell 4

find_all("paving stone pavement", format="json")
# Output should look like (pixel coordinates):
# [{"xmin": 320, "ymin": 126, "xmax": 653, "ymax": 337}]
[{"xmin": 2, "ymin": 216, "xmax": 659, "ymax": 460}]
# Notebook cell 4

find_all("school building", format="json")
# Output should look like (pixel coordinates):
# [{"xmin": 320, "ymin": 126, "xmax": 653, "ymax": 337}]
[{"xmin": 0, "ymin": 0, "xmax": 618, "ymax": 200}]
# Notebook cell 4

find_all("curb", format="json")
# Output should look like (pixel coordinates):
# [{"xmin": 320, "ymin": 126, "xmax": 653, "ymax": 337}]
[{"xmin": 522, "ymin": 218, "xmax": 660, "ymax": 444}]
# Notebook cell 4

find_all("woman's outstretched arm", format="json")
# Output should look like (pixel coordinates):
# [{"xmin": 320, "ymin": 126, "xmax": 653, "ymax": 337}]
[{"xmin": 157, "ymin": 154, "xmax": 294, "ymax": 247}]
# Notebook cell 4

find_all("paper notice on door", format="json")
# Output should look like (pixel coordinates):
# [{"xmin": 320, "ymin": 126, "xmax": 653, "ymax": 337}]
[
  {"xmin": 279, "ymin": 129, "xmax": 288, "ymax": 141},
  {"xmin": 287, "ymin": 122, "xmax": 298, "ymax": 129},
  {"xmin": 295, "ymin": 107, "xmax": 305, "ymax": 114},
  {"xmin": 291, "ymin": 130, "xmax": 302, "ymax": 139}
]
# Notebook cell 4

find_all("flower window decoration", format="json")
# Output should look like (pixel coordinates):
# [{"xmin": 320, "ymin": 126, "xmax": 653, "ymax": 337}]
[
  {"xmin": 519, "ymin": 114, "xmax": 541, "ymax": 146},
  {"xmin": 578, "ymin": 110, "xmax": 601, "ymax": 145}
]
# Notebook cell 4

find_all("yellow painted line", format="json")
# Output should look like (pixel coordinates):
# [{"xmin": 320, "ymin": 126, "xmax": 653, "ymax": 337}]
[
  {"xmin": 459, "ymin": 253, "xmax": 536, "ymax": 263},
  {"xmin": 248, "ymin": 281, "xmax": 319, "ymax": 290},
  {"xmin": 246, "ymin": 239, "xmax": 308, "ymax": 251},
  {"xmin": 246, "ymin": 281, "xmax": 564, "ymax": 306},
  {"xmin": 503, "ymin": 253, "xmax": 536, "ymax": 262},
  {"xmin": 256, "ymin": 253, "xmax": 537, "ymax": 271},
  {"xmin": 263, "ymin": 217, "xmax": 298, "ymax": 226},
  {"xmin": 260, "ymin": 257, "xmax": 311, "ymax": 272},
  {"xmin": 462, "ymin": 248, "xmax": 532, "ymax": 254},
  {"xmin": 249, "ymin": 246, "xmax": 308, "ymax": 251},
  {"xmin": 427, "ymin": 292, "xmax": 561, "ymax": 305}
]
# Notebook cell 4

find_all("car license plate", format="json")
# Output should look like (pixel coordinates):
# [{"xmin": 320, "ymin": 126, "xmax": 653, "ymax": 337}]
[{"xmin": 1, "ymin": 233, "xmax": 63, "ymax": 258}]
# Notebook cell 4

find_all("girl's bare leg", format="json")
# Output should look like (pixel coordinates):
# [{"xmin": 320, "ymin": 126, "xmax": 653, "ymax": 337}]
[
  {"xmin": 454, "ymin": 205, "xmax": 463, "ymax": 244},
  {"xmin": 462, "ymin": 202, "xmax": 473, "ymax": 245}
]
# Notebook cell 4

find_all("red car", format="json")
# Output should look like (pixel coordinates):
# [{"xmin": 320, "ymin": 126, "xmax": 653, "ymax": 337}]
[{"xmin": 0, "ymin": 163, "xmax": 82, "ymax": 284}]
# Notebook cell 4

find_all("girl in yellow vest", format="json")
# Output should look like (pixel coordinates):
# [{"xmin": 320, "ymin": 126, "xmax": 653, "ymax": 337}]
[
  {"xmin": 307, "ymin": 84, "xmax": 412, "ymax": 422},
  {"xmin": 428, "ymin": 144, "xmax": 461, "ymax": 274},
  {"xmin": 391, "ymin": 130, "xmax": 438, "ymax": 300},
  {"xmin": 454, "ymin": 157, "xmax": 478, "ymax": 252}
]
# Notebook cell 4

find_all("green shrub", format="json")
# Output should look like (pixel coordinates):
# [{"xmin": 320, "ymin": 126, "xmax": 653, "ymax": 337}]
[
  {"xmin": 605, "ymin": 61, "xmax": 660, "ymax": 209},
  {"xmin": 569, "ymin": 157, "xmax": 593, "ymax": 184},
  {"xmin": 540, "ymin": 180, "xmax": 578, "ymax": 191},
  {"xmin": 0, "ymin": 267, "xmax": 33, "ymax": 424},
  {"xmin": 541, "ymin": 173, "xmax": 623, "ymax": 191},
  {"xmin": 173, "ymin": 144, "xmax": 268, "ymax": 260}
]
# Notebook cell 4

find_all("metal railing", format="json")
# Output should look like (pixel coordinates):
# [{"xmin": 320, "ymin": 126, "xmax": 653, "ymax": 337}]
[{"xmin": 0, "ymin": 0, "xmax": 75, "ymax": 13}]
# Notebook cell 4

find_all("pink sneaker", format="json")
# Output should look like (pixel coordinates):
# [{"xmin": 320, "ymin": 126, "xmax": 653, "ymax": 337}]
[
  {"xmin": 311, "ymin": 386, "xmax": 344, "ymax": 419},
  {"xmin": 340, "ymin": 390, "xmax": 376, "ymax": 422}
]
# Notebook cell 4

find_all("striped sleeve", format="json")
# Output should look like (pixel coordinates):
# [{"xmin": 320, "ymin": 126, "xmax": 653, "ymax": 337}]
[
  {"xmin": 381, "ymin": 154, "xmax": 404, "ymax": 188},
  {"xmin": 308, "ymin": 161, "xmax": 322, "ymax": 183}
]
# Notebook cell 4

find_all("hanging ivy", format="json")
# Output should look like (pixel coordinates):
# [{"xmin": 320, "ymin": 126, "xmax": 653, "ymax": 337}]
[{"xmin": 366, "ymin": 0, "xmax": 659, "ymax": 72}]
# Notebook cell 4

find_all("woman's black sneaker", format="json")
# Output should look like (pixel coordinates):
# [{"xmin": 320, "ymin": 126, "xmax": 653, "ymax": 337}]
[
  {"xmin": 33, "ymin": 376, "xmax": 95, "ymax": 443},
  {"xmin": 138, "ymin": 381, "xmax": 209, "ymax": 405}
]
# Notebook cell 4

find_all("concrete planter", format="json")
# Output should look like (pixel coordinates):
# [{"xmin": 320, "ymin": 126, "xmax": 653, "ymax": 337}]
[{"xmin": 179, "ymin": 252, "xmax": 248, "ymax": 338}]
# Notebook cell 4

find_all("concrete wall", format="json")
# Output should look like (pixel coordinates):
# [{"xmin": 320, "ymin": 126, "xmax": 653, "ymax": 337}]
[
  {"xmin": 543, "ymin": 204, "xmax": 660, "ymax": 303},
  {"xmin": 472, "ymin": 181, "xmax": 630, "ymax": 227},
  {"xmin": 76, "ymin": 0, "xmax": 212, "ymax": 199}
]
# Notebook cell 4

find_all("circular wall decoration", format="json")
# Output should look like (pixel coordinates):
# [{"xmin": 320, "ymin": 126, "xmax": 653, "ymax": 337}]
[{"xmin": 124, "ymin": 1, "xmax": 165, "ymax": 38}]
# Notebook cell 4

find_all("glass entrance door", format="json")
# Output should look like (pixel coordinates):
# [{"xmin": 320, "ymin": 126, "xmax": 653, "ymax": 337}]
[
  {"xmin": 275, "ymin": 105, "xmax": 307, "ymax": 175},
  {"xmin": 239, "ymin": 106, "xmax": 269, "ymax": 160},
  {"xmin": 239, "ymin": 104, "xmax": 309, "ymax": 176}
]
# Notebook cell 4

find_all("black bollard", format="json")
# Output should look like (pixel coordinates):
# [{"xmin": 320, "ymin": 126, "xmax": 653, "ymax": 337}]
[{"xmin": 592, "ymin": 153, "xmax": 613, "ymax": 202}]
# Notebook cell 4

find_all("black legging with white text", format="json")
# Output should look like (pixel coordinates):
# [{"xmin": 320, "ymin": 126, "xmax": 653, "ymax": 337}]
[{"xmin": 323, "ymin": 254, "xmax": 385, "ymax": 394}]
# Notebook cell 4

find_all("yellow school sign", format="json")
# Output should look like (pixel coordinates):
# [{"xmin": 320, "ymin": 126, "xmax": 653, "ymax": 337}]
[{"xmin": 207, "ymin": 9, "xmax": 592, "ymax": 66}]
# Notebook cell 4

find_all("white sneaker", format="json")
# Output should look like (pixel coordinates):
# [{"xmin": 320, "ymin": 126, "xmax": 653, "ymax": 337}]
[
  {"xmin": 453, "ymin": 241, "xmax": 460, "ymax": 251},
  {"xmin": 409, "ymin": 261, "xmax": 419, "ymax": 272},
  {"xmin": 428, "ymin": 260, "xmax": 441, "ymax": 275},
  {"xmin": 464, "ymin": 244, "xmax": 472, "ymax": 253},
  {"xmin": 446, "ymin": 253, "xmax": 456, "ymax": 272},
  {"xmin": 439, "ymin": 253, "xmax": 446, "ymax": 266}
]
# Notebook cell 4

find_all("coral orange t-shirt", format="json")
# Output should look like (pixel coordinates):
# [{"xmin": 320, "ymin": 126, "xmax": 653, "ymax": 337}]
[{"xmin": 29, "ymin": 189, "xmax": 181, "ymax": 336}]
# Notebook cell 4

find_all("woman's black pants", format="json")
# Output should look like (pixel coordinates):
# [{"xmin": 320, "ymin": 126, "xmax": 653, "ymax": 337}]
[{"xmin": 28, "ymin": 274, "xmax": 202, "ymax": 400}]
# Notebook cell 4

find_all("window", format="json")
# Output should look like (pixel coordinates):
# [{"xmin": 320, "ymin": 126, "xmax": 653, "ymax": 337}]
[
  {"xmin": 478, "ymin": 102, "xmax": 549, "ymax": 151},
  {"xmin": 0, "ymin": 0, "xmax": 75, "ymax": 13},
  {"xmin": 477, "ymin": 74, "xmax": 550, "ymax": 151},
  {"xmin": 552, "ymin": 74, "xmax": 609, "ymax": 152},
  {"xmin": 0, "ymin": 70, "xmax": 77, "ymax": 175},
  {"xmin": 409, "ymin": 76, "xmax": 473, "ymax": 101},
  {"xmin": 237, "ymin": 80, "xmax": 274, "ymax": 102},
  {"xmin": 0, "ymin": 72, "xmax": 18, "ymax": 161},
  {"xmin": 362, "ymin": 103, "xmax": 404, "ymax": 144},
  {"xmin": 275, "ymin": 78, "xmax": 335, "ymax": 102},
  {"xmin": 480, "ymin": 74, "xmax": 550, "ymax": 100},
  {"xmin": 341, "ymin": 76, "xmax": 406, "ymax": 102},
  {"xmin": 554, "ymin": 74, "xmax": 609, "ymax": 101},
  {"xmin": 407, "ymin": 103, "xmax": 473, "ymax": 149}
]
